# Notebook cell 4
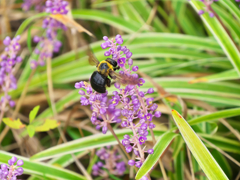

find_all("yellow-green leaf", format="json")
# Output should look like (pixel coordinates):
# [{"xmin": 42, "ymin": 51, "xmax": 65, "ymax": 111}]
[
  {"xmin": 27, "ymin": 125, "xmax": 36, "ymax": 137},
  {"xmin": 35, "ymin": 119, "xmax": 60, "ymax": 132},
  {"xmin": 29, "ymin": 105, "xmax": 40, "ymax": 123},
  {"xmin": 3, "ymin": 118, "xmax": 26, "ymax": 129},
  {"xmin": 171, "ymin": 109, "xmax": 228, "ymax": 180}
]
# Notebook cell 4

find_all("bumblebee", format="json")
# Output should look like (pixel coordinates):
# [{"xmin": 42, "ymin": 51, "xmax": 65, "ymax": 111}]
[{"xmin": 88, "ymin": 52, "xmax": 120, "ymax": 93}]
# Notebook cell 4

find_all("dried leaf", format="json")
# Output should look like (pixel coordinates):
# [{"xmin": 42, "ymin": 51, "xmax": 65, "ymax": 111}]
[{"xmin": 50, "ymin": 14, "xmax": 94, "ymax": 37}]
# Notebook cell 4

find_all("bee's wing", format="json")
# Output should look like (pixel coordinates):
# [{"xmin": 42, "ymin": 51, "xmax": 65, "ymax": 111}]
[
  {"xmin": 87, "ymin": 49, "xmax": 100, "ymax": 66},
  {"xmin": 109, "ymin": 71, "xmax": 123, "ymax": 80}
]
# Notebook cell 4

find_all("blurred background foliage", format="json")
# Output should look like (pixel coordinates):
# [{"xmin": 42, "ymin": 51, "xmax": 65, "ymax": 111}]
[{"xmin": 0, "ymin": 0, "xmax": 240, "ymax": 179}]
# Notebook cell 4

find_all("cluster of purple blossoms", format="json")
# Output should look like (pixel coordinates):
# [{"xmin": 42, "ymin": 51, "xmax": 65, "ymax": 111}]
[
  {"xmin": 75, "ymin": 81, "xmax": 122, "ymax": 134},
  {"xmin": 30, "ymin": 0, "xmax": 68, "ymax": 69},
  {"xmin": 92, "ymin": 147, "xmax": 126, "ymax": 177},
  {"xmin": 22, "ymin": 0, "xmax": 45, "ymax": 12},
  {"xmin": 100, "ymin": 35, "xmax": 161, "ymax": 171},
  {"xmin": 0, "ymin": 156, "xmax": 24, "ymax": 180},
  {"xmin": 76, "ymin": 35, "xmax": 161, "ymax": 179},
  {"xmin": 197, "ymin": 0, "xmax": 219, "ymax": 17},
  {"xmin": 0, "ymin": 36, "xmax": 22, "ymax": 108}
]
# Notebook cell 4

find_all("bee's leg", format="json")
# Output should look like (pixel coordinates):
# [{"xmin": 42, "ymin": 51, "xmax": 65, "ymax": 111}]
[
  {"xmin": 106, "ymin": 78, "xmax": 111, "ymax": 87},
  {"xmin": 113, "ymin": 66, "xmax": 120, "ymax": 71},
  {"xmin": 109, "ymin": 73, "xmax": 116, "ymax": 80}
]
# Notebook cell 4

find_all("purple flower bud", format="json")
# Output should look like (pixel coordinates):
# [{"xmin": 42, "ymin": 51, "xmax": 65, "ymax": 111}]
[
  {"xmin": 128, "ymin": 117, "xmax": 133, "ymax": 122},
  {"xmin": 101, "ymin": 42, "xmax": 108, "ymax": 49},
  {"xmin": 198, "ymin": 10, "xmax": 205, "ymax": 15},
  {"xmin": 124, "ymin": 49, "xmax": 130, "ymax": 54},
  {"xmin": 132, "ymin": 66, "xmax": 138, "ymax": 72},
  {"xmin": 115, "ymin": 118, "xmax": 122, "ymax": 123},
  {"xmin": 209, "ymin": 12, "xmax": 215, "ymax": 17},
  {"xmin": 154, "ymin": 111, "xmax": 161, "ymax": 118},
  {"xmin": 116, "ymin": 38, "xmax": 123, "ymax": 44},
  {"xmin": 128, "ymin": 160, "xmax": 135, "ymax": 166},
  {"xmin": 16, "ymin": 167, "xmax": 24, "ymax": 175},
  {"xmin": 128, "ymin": 58, "xmax": 133, "ymax": 66},
  {"xmin": 116, "ymin": 34, "xmax": 121, "ymax": 39},
  {"xmin": 124, "ymin": 134, "xmax": 130, "ymax": 139},
  {"xmin": 149, "ymin": 122, "xmax": 156, "ymax": 129},
  {"xmin": 113, "ymin": 91, "xmax": 118, "ymax": 96},
  {"xmin": 11, "ymin": 156, "xmax": 18, "ymax": 164},
  {"xmin": 147, "ymin": 88, "xmax": 154, "ymax": 94},
  {"xmin": 114, "ymin": 82, "xmax": 120, "ymax": 89},
  {"xmin": 103, "ymin": 36, "xmax": 108, "ymax": 41},
  {"xmin": 97, "ymin": 162, "xmax": 103, "ymax": 167},
  {"xmin": 75, "ymin": 82, "xmax": 82, "ymax": 89},
  {"xmin": 132, "ymin": 98, "xmax": 139, "ymax": 105},
  {"xmin": 3, "ymin": 36, "xmax": 11, "ymax": 46},
  {"xmin": 125, "ymin": 145, "xmax": 133, "ymax": 153},
  {"xmin": 102, "ymin": 126, "xmax": 108, "ymax": 134},
  {"xmin": 122, "ymin": 139, "xmax": 130, "ymax": 146},
  {"xmin": 96, "ymin": 125, "xmax": 101, "ymax": 130},
  {"xmin": 16, "ymin": 56, "xmax": 22, "ymax": 63},
  {"xmin": 9, "ymin": 100, "xmax": 15, "ymax": 107},
  {"xmin": 140, "ymin": 123, "xmax": 148, "ymax": 130},
  {"xmin": 150, "ymin": 103, "xmax": 158, "ymax": 111},
  {"xmin": 104, "ymin": 51, "xmax": 110, "ymax": 56},
  {"xmin": 139, "ymin": 119, "xmax": 145, "ymax": 124},
  {"xmin": 140, "ymin": 176, "xmax": 149, "ymax": 180},
  {"xmin": 135, "ymin": 161, "xmax": 142, "ymax": 168},
  {"xmin": 78, "ymin": 90, "xmax": 85, "ymax": 95},
  {"xmin": 8, "ymin": 159, "xmax": 14, "ymax": 166},
  {"xmin": 116, "ymin": 45, "xmax": 122, "ymax": 51},
  {"xmin": 126, "ymin": 52, "xmax": 132, "ymax": 58},
  {"xmin": 100, "ymin": 108, "xmax": 106, "ymax": 114},
  {"xmin": 138, "ymin": 91, "xmax": 145, "ymax": 97},
  {"xmin": 17, "ymin": 159, "xmax": 24, "ymax": 166},
  {"xmin": 114, "ymin": 109, "xmax": 121, "ymax": 117},
  {"xmin": 121, "ymin": 121, "xmax": 128, "ymax": 127},
  {"xmin": 92, "ymin": 164, "xmax": 99, "ymax": 171}
]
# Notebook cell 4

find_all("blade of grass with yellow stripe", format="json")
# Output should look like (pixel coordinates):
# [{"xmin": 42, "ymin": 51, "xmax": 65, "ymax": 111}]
[{"xmin": 171, "ymin": 109, "xmax": 228, "ymax": 180}]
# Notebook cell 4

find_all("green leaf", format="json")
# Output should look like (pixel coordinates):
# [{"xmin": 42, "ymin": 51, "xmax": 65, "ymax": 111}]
[
  {"xmin": 190, "ymin": 1, "xmax": 240, "ymax": 76},
  {"xmin": 0, "ymin": 151, "xmax": 86, "ymax": 180},
  {"xmin": 188, "ymin": 107, "xmax": 240, "ymax": 125},
  {"xmin": 35, "ymin": 119, "xmax": 60, "ymax": 132},
  {"xmin": 27, "ymin": 125, "xmax": 35, "ymax": 137},
  {"xmin": 3, "ymin": 118, "xmax": 26, "ymax": 129},
  {"xmin": 30, "ymin": 129, "xmax": 166, "ymax": 161},
  {"xmin": 189, "ymin": 69, "xmax": 238, "ymax": 83},
  {"xmin": 72, "ymin": 9, "xmax": 141, "ymax": 33},
  {"xmin": 172, "ymin": 110, "xmax": 228, "ymax": 180},
  {"xmin": 15, "ymin": 12, "xmax": 48, "ymax": 36},
  {"xmin": 135, "ymin": 131, "xmax": 178, "ymax": 179},
  {"xmin": 29, "ymin": 105, "xmax": 40, "ymax": 123}
]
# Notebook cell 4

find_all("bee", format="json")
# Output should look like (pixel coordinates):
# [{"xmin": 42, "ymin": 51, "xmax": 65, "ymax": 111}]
[{"xmin": 88, "ymin": 52, "xmax": 120, "ymax": 93}]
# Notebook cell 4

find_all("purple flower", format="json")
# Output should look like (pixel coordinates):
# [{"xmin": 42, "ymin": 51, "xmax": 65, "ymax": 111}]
[
  {"xmin": 0, "ymin": 36, "xmax": 22, "ymax": 108},
  {"xmin": 117, "ymin": 57, "xmax": 126, "ymax": 67},
  {"xmin": 0, "ymin": 157, "xmax": 24, "ymax": 180},
  {"xmin": 139, "ymin": 136, "xmax": 147, "ymax": 145},
  {"xmin": 93, "ymin": 147, "xmax": 126, "ymax": 177},
  {"xmin": 145, "ymin": 113, "xmax": 153, "ymax": 121}
]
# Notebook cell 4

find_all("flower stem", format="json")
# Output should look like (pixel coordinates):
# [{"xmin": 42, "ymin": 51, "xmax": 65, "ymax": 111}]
[{"xmin": 107, "ymin": 124, "xmax": 138, "ymax": 172}]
